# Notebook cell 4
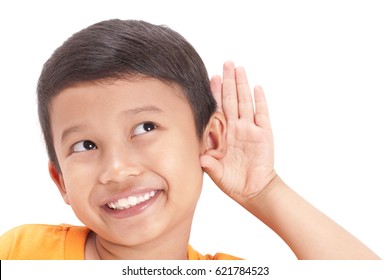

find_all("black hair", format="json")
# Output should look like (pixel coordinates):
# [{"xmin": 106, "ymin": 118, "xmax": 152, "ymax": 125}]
[{"xmin": 37, "ymin": 19, "xmax": 216, "ymax": 171}]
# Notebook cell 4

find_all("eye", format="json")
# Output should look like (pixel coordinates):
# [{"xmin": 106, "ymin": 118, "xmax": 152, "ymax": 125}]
[
  {"xmin": 133, "ymin": 122, "xmax": 157, "ymax": 136},
  {"xmin": 72, "ymin": 140, "xmax": 97, "ymax": 153}
]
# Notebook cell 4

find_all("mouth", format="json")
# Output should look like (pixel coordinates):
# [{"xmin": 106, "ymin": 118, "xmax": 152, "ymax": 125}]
[{"xmin": 106, "ymin": 190, "xmax": 159, "ymax": 210}]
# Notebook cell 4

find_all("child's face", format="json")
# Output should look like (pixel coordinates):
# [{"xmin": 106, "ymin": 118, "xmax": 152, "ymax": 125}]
[{"xmin": 49, "ymin": 78, "xmax": 205, "ymax": 246}]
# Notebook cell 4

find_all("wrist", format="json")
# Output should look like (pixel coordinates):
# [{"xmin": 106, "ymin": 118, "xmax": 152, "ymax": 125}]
[{"xmin": 240, "ymin": 173, "xmax": 285, "ymax": 220}]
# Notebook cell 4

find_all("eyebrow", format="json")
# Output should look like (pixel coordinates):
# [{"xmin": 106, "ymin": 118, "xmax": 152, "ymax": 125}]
[
  {"xmin": 120, "ymin": 105, "xmax": 163, "ymax": 118},
  {"xmin": 61, "ymin": 105, "xmax": 164, "ymax": 143}
]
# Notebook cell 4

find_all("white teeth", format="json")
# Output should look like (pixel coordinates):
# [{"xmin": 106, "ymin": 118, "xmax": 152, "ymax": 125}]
[
  {"xmin": 107, "ymin": 190, "xmax": 157, "ymax": 210},
  {"xmin": 108, "ymin": 202, "xmax": 115, "ymax": 209},
  {"xmin": 127, "ymin": 196, "xmax": 138, "ymax": 207},
  {"xmin": 118, "ymin": 198, "xmax": 128, "ymax": 207}
]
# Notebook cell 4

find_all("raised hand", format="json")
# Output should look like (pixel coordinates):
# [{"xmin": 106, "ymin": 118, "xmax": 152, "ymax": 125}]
[
  {"xmin": 200, "ymin": 61, "xmax": 276, "ymax": 203},
  {"xmin": 200, "ymin": 62, "xmax": 380, "ymax": 260}
]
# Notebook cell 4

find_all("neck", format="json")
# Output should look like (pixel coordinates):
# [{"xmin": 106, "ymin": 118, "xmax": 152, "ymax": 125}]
[{"xmin": 85, "ymin": 225, "xmax": 191, "ymax": 260}]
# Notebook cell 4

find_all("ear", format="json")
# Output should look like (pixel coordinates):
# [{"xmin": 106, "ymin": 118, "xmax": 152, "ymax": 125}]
[
  {"xmin": 48, "ymin": 161, "xmax": 70, "ymax": 205},
  {"xmin": 201, "ymin": 112, "xmax": 227, "ymax": 159}
]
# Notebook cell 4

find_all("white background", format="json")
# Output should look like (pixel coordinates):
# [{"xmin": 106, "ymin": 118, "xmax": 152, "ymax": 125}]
[{"xmin": 0, "ymin": 0, "xmax": 389, "ymax": 261}]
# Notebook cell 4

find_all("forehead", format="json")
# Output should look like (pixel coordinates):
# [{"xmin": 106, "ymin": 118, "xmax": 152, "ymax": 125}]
[
  {"xmin": 51, "ymin": 77, "xmax": 188, "ymax": 112},
  {"xmin": 49, "ymin": 78, "xmax": 193, "ymax": 131}
]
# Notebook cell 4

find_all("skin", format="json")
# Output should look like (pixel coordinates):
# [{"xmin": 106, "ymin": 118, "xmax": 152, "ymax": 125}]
[
  {"xmin": 201, "ymin": 61, "xmax": 380, "ymax": 259},
  {"xmin": 49, "ymin": 77, "xmax": 226, "ymax": 259},
  {"xmin": 49, "ymin": 62, "xmax": 380, "ymax": 259}
]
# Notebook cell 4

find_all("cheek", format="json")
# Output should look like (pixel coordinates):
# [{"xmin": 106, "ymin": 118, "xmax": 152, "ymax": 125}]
[
  {"xmin": 154, "ymin": 135, "xmax": 203, "ymax": 196},
  {"xmin": 61, "ymin": 169, "xmax": 98, "ymax": 226},
  {"xmin": 61, "ymin": 165, "xmax": 95, "ymax": 206}
]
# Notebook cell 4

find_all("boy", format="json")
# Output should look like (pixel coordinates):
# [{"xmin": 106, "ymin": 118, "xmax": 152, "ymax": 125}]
[{"xmin": 0, "ymin": 19, "xmax": 379, "ymax": 259}]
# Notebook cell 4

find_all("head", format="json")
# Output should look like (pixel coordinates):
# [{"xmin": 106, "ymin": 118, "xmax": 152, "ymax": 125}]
[
  {"xmin": 37, "ymin": 19, "xmax": 226, "ymax": 256},
  {"xmin": 38, "ymin": 19, "xmax": 216, "ymax": 172}
]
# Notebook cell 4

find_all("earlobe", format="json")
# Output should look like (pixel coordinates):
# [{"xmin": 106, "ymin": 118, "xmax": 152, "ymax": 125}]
[
  {"xmin": 48, "ymin": 162, "xmax": 70, "ymax": 205},
  {"xmin": 202, "ymin": 112, "xmax": 227, "ymax": 159}
]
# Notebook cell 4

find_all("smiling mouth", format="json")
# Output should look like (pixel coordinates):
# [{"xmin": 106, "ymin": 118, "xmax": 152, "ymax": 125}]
[{"xmin": 107, "ymin": 190, "xmax": 158, "ymax": 210}]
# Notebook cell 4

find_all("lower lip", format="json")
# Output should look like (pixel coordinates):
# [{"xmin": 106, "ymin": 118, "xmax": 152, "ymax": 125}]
[{"xmin": 102, "ymin": 190, "xmax": 162, "ymax": 219}]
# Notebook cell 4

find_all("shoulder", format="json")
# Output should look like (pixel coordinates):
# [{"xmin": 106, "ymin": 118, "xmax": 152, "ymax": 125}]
[
  {"xmin": 187, "ymin": 245, "xmax": 242, "ymax": 260},
  {"xmin": 0, "ymin": 224, "xmax": 90, "ymax": 260}
]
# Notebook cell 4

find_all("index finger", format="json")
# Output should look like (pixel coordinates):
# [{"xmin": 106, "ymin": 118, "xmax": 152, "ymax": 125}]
[
  {"xmin": 222, "ymin": 61, "xmax": 239, "ymax": 120},
  {"xmin": 210, "ymin": 75, "xmax": 222, "ymax": 111}
]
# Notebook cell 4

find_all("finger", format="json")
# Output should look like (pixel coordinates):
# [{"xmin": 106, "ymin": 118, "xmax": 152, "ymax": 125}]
[
  {"xmin": 210, "ymin": 75, "xmax": 222, "ymax": 111},
  {"xmin": 254, "ymin": 85, "xmax": 272, "ymax": 129},
  {"xmin": 222, "ymin": 61, "xmax": 238, "ymax": 120},
  {"xmin": 235, "ymin": 67, "xmax": 255, "ymax": 120}
]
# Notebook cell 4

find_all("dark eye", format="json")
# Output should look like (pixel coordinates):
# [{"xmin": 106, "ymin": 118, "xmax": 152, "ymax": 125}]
[
  {"xmin": 72, "ymin": 140, "xmax": 97, "ymax": 153},
  {"xmin": 133, "ymin": 122, "xmax": 157, "ymax": 136}
]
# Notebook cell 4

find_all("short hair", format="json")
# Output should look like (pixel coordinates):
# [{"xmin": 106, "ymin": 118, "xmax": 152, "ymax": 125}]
[{"xmin": 37, "ymin": 19, "xmax": 216, "ymax": 171}]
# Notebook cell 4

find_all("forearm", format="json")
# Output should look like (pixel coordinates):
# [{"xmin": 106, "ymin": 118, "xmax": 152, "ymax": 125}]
[{"xmin": 242, "ymin": 175, "xmax": 380, "ymax": 260}]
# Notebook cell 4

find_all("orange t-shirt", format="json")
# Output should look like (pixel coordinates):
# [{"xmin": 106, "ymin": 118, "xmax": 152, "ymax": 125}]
[{"xmin": 0, "ymin": 224, "xmax": 241, "ymax": 260}]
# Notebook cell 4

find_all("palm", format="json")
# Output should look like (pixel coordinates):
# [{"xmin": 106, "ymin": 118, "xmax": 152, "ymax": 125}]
[{"xmin": 200, "ymin": 62, "xmax": 276, "ymax": 202}]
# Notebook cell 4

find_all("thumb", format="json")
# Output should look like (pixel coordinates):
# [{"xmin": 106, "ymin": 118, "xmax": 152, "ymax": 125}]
[{"xmin": 199, "ymin": 154, "xmax": 224, "ymax": 185}]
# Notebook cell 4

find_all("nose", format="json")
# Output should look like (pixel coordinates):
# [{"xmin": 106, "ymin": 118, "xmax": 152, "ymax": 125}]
[{"xmin": 98, "ymin": 146, "xmax": 142, "ymax": 185}]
